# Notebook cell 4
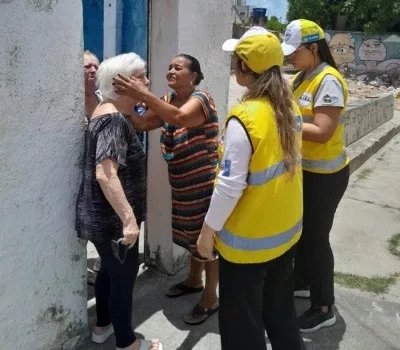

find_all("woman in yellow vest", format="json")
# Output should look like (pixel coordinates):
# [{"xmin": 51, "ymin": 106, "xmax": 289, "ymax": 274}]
[
  {"xmin": 197, "ymin": 27, "xmax": 305, "ymax": 350},
  {"xmin": 281, "ymin": 19, "xmax": 350, "ymax": 333}
]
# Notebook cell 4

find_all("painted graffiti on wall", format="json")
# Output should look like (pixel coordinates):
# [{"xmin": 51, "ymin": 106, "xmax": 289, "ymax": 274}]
[
  {"xmin": 328, "ymin": 33, "xmax": 356, "ymax": 72},
  {"xmin": 326, "ymin": 31, "xmax": 400, "ymax": 81}
]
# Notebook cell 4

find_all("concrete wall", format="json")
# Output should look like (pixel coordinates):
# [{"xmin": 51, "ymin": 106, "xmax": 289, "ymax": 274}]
[
  {"xmin": 344, "ymin": 94, "xmax": 395, "ymax": 146},
  {"xmin": 326, "ymin": 31, "xmax": 400, "ymax": 83},
  {"xmin": 146, "ymin": 0, "xmax": 232, "ymax": 273},
  {"xmin": 0, "ymin": 1, "xmax": 87, "ymax": 349}
]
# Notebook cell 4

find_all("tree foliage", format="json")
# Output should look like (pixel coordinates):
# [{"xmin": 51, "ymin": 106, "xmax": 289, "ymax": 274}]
[
  {"xmin": 267, "ymin": 16, "xmax": 286, "ymax": 32},
  {"xmin": 286, "ymin": 0, "xmax": 400, "ymax": 33},
  {"xmin": 342, "ymin": 0, "xmax": 400, "ymax": 32},
  {"xmin": 287, "ymin": 0, "xmax": 332, "ymax": 28}
]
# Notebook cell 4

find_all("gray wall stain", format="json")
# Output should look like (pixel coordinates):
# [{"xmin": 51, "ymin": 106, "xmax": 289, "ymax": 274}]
[
  {"xmin": 25, "ymin": 0, "xmax": 59, "ymax": 12},
  {"xmin": 0, "ymin": 44, "xmax": 21, "ymax": 98},
  {"xmin": 37, "ymin": 304, "xmax": 70, "ymax": 324}
]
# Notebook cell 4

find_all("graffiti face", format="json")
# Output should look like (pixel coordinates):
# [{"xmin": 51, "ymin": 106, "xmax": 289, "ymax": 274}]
[
  {"xmin": 358, "ymin": 39, "xmax": 386, "ymax": 61},
  {"xmin": 330, "ymin": 44, "xmax": 355, "ymax": 65},
  {"xmin": 329, "ymin": 34, "xmax": 355, "ymax": 65}
]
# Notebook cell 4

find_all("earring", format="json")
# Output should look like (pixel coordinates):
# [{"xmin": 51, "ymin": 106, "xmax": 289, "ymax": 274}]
[{"xmin": 190, "ymin": 81, "xmax": 194, "ymax": 86}]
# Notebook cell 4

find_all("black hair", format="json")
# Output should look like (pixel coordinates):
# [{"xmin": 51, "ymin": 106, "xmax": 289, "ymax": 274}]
[
  {"xmin": 177, "ymin": 54, "xmax": 204, "ymax": 85},
  {"xmin": 309, "ymin": 39, "xmax": 339, "ymax": 71}
]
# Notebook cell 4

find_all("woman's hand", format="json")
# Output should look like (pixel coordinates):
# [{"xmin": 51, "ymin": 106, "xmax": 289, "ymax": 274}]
[
  {"xmin": 122, "ymin": 218, "xmax": 140, "ymax": 248},
  {"xmin": 113, "ymin": 74, "xmax": 148, "ymax": 101},
  {"xmin": 197, "ymin": 223, "xmax": 217, "ymax": 260}
]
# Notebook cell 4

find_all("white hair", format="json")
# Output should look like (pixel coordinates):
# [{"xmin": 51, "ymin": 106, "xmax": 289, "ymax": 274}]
[{"xmin": 96, "ymin": 52, "xmax": 146, "ymax": 101}]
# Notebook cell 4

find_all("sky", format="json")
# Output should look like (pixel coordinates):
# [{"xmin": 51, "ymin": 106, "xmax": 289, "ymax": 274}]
[{"xmin": 246, "ymin": 0, "xmax": 288, "ymax": 22}]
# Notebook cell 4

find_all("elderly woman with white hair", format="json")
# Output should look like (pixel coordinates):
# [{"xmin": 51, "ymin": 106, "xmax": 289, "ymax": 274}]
[{"xmin": 75, "ymin": 53, "xmax": 162, "ymax": 350}]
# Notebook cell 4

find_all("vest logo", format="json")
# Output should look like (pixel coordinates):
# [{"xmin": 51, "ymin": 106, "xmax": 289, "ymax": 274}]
[
  {"xmin": 295, "ymin": 115, "xmax": 302, "ymax": 132},
  {"xmin": 298, "ymin": 92, "xmax": 313, "ymax": 107}
]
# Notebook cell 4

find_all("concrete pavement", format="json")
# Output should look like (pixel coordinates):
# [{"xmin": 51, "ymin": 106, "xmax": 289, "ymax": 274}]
[{"xmin": 332, "ymin": 133, "xmax": 400, "ymax": 304}]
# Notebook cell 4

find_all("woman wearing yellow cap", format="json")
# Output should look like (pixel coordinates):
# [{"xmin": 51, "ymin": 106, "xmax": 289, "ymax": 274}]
[
  {"xmin": 197, "ymin": 27, "xmax": 305, "ymax": 350},
  {"xmin": 282, "ymin": 19, "xmax": 350, "ymax": 333}
]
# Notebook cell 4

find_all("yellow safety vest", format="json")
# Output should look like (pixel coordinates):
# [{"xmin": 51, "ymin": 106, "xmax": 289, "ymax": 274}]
[
  {"xmin": 292, "ymin": 66, "xmax": 349, "ymax": 174},
  {"xmin": 215, "ymin": 98, "xmax": 303, "ymax": 264}
]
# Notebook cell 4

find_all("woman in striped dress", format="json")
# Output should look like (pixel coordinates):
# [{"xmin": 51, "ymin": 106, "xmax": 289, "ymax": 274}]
[{"xmin": 113, "ymin": 54, "xmax": 220, "ymax": 325}]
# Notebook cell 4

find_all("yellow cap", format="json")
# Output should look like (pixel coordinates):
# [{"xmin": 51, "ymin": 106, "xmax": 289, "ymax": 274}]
[
  {"xmin": 281, "ymin": 19, "xmax": 325, "ymax": 56},
  {"xmin": 222, "ymin": 27, "xmax": 283, "ymax": 74}
]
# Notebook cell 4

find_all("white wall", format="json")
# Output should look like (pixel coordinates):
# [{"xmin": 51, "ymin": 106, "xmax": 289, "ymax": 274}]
[
  {"xmin": 146, "ymin": 0, "xmax": 232, "ymax": 273},
  {"xmin": 103, "ymin": 0, "xmax": 118, "ymax": 59},
  {"xmin": 0, "ymin": 1, "xmax": 87, "ymax": 348}
]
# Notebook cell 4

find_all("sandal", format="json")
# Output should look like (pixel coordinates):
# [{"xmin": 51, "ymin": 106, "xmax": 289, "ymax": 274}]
[
  {"xmin": 139, "ymin": 339, "xmax": 163, "ymax": 350},
  {"xmin": 184, "ymin": 301, "xmax": 219, "ymax": 325},
  {"xmin": 165, "ymin": 281, "xmax": 204, "ymax": 298}
]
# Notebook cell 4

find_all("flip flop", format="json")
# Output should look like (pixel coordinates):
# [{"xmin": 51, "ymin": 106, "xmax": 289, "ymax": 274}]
[
  {"xmin": 184, "ymin": 301, "xmax": 219, "ymax": 325},
  {"xmin": 139, "ymin": 339, "xmax": 163, "ymax": 350},
  {"xmin": 165, "ymin": 281, "xmax": 204, "ymax": 298}
]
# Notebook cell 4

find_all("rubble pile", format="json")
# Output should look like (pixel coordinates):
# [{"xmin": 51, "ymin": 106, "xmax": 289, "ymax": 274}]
[{"xmin": 346, "ymin": 76, "xmax": 400, "ymax": 103}]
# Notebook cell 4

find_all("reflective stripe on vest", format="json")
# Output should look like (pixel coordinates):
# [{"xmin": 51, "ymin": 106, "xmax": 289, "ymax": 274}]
[
  {"xmin": 217, "ymin": 219, "xmax": 303, "ymax": 251},
  {"xmin": 247, "ymin": 160, "xmax": 286, "ymax": 186},
  {"xmin": 303, "ymin": 151, "xmax": 347, "ymax": 171}
]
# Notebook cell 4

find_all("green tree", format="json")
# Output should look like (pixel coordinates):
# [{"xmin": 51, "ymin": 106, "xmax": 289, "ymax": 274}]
[
  {"xmin": 342, "ymin": 0, "xmax": 400, "ymax": 32},
  {"xmin": 287, "ymin": 0, "xmax": 332, "ymax": 28},
  {"xmin": 286, "ymin": 0, "xmax": 400, "ymax": 33},
  {"xmin": 267, "ymin": 16, "xmax": 285, "ymax": 32}
]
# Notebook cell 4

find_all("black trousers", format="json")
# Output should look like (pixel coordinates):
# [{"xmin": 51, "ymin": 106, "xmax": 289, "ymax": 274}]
[
  {"xmin": 219, "ymin": 247, "xmax": 305, "ymax": 350},
  {"xmin": 294, "ymin": 165, "xmax": 349, "ymax": 307},
  {"xmin": 93, "ymin": 240, "xmax": 139, "ymax": 348}
]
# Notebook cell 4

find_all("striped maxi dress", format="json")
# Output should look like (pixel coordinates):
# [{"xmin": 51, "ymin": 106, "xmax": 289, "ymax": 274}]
[{"xmin": 160, "ymin": 89, "xmax": 219, "ymax": 257}]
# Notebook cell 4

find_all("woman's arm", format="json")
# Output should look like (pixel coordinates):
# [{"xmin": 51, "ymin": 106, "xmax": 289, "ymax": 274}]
[
  {"xmin": 127, "ymin": 108, "xmax": 163, "ymax": 131},
  {"xmin": 302, "ymin": 106, "xmax": 341, "ymax": 143},
  {"xmin": 140, "ymin": 91, "xmax": 205, "ymax": 127},
  {"xmin": 302, "ymin": 75, "xmax": 345, "ymax": 143},
  {"xmin": 113, "ymin": 74, "xmax": 206, "ymax": 127},
  {"xmin": 96, "ymin": 159, "xmax": 139, "ymax": 247},
  {"xmin": 197, "ymin": 118, "xmax": 252, "ymax": 260}
]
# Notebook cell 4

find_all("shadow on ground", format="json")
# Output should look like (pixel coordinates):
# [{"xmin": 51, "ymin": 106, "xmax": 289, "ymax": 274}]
[
  {"xmin": 83, "ymin": 264, "xmax": 220, "ymax": 350},
  {"xmin": 295, "ymin": 298, "xmax": 346, "ymax": 350}
]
